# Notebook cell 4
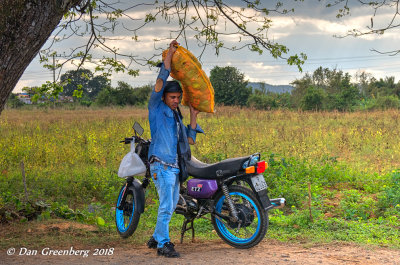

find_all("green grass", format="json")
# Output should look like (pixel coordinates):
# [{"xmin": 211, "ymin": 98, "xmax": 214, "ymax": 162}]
[{"xmin": 1, "ymin": 107, "xmax": 399, "ymax": 249}]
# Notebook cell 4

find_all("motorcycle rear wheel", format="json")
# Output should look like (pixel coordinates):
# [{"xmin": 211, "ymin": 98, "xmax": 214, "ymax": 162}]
[
  {"xmin": 115, "ymin": 184, "xmax": 141, "ymax": 238},
  {"xmin": 212, "ymin": 185, "xmax": 268, "ymax": 249}
]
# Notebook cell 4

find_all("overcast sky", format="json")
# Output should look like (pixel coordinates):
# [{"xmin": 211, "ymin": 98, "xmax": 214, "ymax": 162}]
[{"xmin": 14, "ymin": 0, "xmax": 400, "ymax": 92}]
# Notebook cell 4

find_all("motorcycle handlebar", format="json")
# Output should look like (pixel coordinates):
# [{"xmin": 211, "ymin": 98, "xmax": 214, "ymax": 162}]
[
  {"xmin": 120, "ymin": 137, "xmax": 132, "ymax": 144},
  {"xmin": 120, "ymin": 136, "xmax": 150, "ymax": 144}
]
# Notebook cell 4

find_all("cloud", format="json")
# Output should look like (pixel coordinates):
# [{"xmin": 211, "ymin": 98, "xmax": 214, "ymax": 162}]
[
  {"xmin": 267, "ymin": 7, "xmax": 400, "ymax": 42},
  {"xmin": 248, "ymin": 62, "xmax": 281, "ymax": 71},
  {"xmin": 13, "ymin": 79, "xmax": 38, "ymax": 93},
  {"xmin": 231, "ymin": 61, "xmax": 299, "ymax": 84}
]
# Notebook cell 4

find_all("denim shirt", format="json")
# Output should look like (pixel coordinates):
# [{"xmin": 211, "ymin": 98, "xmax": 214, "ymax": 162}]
[{"xmin": 148, "ymin": 63, "xmax": 204, "ymax": 165}]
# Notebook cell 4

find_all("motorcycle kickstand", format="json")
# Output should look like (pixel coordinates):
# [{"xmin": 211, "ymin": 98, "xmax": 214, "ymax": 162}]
[{"xmin": 180, "ymin": 217, "xmax": 195, "ymax": 243}]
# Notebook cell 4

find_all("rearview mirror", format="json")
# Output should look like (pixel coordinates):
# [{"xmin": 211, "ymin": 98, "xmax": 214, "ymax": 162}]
[{"xmin": 132, "ymin": 122, "xmax": 144, "ymax": 136}]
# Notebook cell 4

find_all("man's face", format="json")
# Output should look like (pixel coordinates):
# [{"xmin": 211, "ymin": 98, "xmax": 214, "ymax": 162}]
[{"xmin": 163, "ymin": 92, "xmax": 181, "ymax": 110}]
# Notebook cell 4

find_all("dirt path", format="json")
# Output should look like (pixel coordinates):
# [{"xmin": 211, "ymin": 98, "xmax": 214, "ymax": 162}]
[{"xmin": 2, "ymin": 239, "xmax": 400, "ymax": 265}]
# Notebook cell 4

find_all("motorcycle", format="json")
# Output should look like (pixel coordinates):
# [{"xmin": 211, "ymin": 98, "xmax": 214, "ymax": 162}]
[{"xmin": 115, "ymin": 122, "xmax": 285, "ymax": 249}]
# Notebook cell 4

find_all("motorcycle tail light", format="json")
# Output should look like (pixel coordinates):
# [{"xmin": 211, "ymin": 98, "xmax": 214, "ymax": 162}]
[
  {"xmin": 256, "ymin": 161, "xmax": 266, "ymax": 173},
  {"xmin": 245, "ymin": 166, "xmax": 255, "ymax": 174}
]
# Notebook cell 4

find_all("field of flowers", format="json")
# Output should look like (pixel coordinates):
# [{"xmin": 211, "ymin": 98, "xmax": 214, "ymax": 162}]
[{"xmin": 1, "ymin": 107, "xmax": 399, "ymax": 247}]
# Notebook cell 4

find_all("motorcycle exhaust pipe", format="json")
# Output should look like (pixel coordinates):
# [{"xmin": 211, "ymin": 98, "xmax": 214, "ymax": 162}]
[{"xmin": 270, "ymin": 198, "xmax": 286, "ymax": 209}]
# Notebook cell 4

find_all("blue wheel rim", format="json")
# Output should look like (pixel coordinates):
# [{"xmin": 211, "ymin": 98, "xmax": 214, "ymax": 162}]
[
  {"xmin": 115, "ymin": 186, "xmax": 134, "ymax": 232},
  {"xmin": 215, "ymin": 191, "xmax": 261, "ymax": 244}
]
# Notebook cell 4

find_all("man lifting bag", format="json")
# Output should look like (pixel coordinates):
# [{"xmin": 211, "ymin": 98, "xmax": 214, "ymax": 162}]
[{"xmin": 162, "ymin": 46, "xmax": 215, "ymax": 113}]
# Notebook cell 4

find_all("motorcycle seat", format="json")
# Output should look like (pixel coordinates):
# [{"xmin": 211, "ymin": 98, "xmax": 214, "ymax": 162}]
[{"xmin": 186, "ymin": 155, "xmax": 250, "ymax": 179}]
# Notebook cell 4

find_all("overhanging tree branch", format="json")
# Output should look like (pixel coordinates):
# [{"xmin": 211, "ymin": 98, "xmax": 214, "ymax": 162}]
[
  {"xmin": 330, "ymin": 0, "xmax": 400, "ymax": 55},
  {"xmin": 0, "ymin": 0, "xmax": 308, "ymax": 114}
]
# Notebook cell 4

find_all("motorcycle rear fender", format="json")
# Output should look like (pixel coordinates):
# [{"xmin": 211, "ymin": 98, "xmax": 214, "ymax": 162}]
[
  {"xmin": 245, "ymin": 179, "xmax": 274, "ymax": 211},
  {"xmin": 128, "ymin": 179, "xmax": 145, "ymax": 213}
]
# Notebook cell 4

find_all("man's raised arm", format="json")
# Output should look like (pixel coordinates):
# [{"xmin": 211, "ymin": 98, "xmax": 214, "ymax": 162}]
[{"xmin": 148, "ymin": 40, "xmax": 178, "ymax": 109}]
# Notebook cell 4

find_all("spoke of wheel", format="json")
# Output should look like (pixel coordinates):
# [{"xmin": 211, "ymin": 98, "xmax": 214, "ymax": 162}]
[{"xmin": 215, "ymin": 214, "xmax": 229, "ymax": 227}]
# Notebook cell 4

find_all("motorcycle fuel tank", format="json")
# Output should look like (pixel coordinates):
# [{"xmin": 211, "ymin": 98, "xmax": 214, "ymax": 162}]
[{"xmin": 187, "ymin": 179, "xmax": 218, "ymax": 199}]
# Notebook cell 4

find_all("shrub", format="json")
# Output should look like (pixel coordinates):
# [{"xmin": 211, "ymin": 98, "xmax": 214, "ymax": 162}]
[
  {"xmin": 300, "ymin": 86, "xmax": 326, "ymax": 111},
  {"xmin": 378, "ymin": 171, "xmax": 400, "ymax": 216},
  {"xmin": 6, "ymin": 93, "xmax": 25, "ymax": 108},
  {"xmin": 247, "ymin": 92, "xmax": 292, "ymax": 110},
  {"xmin": 375, "ymin": 95, "xmax": 400, "ymax": 110},
  {"xmin": 339, "ymin": 189, "xmax": 377, "ymax": 220}
]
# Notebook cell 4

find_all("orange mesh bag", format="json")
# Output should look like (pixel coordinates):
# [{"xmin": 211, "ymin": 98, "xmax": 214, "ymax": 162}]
[{"xmin": 162, "ymin": 46, "xmax": 215, "ymax": 113}]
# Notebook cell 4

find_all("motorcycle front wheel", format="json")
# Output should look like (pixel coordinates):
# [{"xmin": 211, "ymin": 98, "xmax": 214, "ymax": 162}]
[
  {"xmin": 115, "ymin": 184, "xmax": 141, "ymax": 238},
  {"xmin": 212, "ymin": 185, "xmax": 268, "ymax": 249}
]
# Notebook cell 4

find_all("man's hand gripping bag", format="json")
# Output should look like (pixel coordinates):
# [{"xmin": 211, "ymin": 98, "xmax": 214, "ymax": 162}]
[{"xmin": 163, "ymin": 46, "xmax": 215, "ymax": 113}]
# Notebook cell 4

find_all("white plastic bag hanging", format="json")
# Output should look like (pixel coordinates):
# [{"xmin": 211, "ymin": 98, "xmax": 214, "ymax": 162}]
[{"xmin": 118, "ymin": 140, "xmax": 146, "ymax": 178}]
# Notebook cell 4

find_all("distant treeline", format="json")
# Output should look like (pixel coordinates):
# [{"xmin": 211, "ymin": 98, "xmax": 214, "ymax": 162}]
[
  {"xmin": 7, "ymin": 66, "xmax": 400, "ymax": 111},
  {"xmin": 211, "ymin": 66, "xmax": 400, "ymax": 111},
  {"xmin": 7, "ymin": 69, "xmax": 152, "ymax": 108}
]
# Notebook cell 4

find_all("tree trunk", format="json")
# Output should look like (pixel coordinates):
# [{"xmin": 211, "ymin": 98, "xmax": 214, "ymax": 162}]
[{"xmin": 0, "ymin": 0, "xmax": 82, "ymax": 115}]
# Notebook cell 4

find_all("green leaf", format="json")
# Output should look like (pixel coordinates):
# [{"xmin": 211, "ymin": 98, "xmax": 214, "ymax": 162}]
[
  {"xmin": 73, "ymin": 89, "xmax": 83, "ymax": 98},
  {"xmin": 96, "ymin": 216, "xmax": 106, "ymax": 226}
]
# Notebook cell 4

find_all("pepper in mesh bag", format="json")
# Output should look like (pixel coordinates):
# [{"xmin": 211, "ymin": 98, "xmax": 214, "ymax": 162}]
[{"xmin": 162, "ymin": 46, "xmax": 215, "ymax": 113}]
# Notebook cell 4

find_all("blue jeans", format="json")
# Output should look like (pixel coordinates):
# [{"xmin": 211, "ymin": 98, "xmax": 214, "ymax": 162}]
[{"xmin": 150, "ymin": 161, "xmax": 180, "ymax": 248}]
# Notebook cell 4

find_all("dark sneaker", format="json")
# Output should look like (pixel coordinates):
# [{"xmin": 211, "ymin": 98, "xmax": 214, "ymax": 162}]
[
  {"xmin": 157, "ymin": 242, "xmax": 180, "ymax": 258},
  {"xmin": 147, "ymin": 236, "xmax": 158, "ymax": 249}
]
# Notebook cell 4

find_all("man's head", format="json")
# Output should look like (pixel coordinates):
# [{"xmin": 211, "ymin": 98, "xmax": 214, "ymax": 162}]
[{"xmin": 163, "ymin": 81, "xmax": 182, "ymax": 110}]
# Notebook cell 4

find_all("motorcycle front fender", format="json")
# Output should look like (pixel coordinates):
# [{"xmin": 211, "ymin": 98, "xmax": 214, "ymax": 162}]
[{"xmin": 128, "ymin": 179, "xmax": 145, "ymax": 214}]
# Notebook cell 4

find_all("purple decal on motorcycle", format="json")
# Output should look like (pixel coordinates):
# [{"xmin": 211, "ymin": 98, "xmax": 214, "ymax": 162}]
[{"xmin": 187, "ymin": 179, "xmax": 218, "ymax": 199}]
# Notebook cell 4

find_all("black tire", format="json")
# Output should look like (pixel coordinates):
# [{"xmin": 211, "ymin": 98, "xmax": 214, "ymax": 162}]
[
  {"xmin": 212, "ymin": 185, "xmax": 269, "ymax": 249},
  {"xmin": 115, "ymin": 184, "xmax": 141, "ymax": 238}
]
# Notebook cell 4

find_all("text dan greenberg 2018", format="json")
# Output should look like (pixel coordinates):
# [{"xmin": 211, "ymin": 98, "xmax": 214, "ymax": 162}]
[{"xmin": 6, "ymin": 247, "xmax": 114, "ymax": 258}]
